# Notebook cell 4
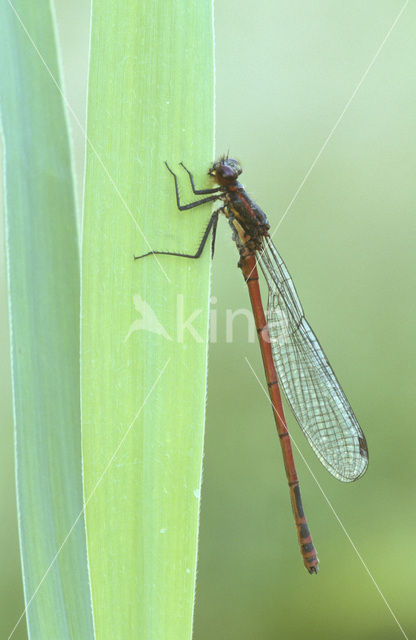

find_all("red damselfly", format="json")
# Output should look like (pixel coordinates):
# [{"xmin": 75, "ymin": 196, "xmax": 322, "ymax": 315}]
[{"xmin": 135, "ymin": 157, "xmax": 369, "ymax": 574}]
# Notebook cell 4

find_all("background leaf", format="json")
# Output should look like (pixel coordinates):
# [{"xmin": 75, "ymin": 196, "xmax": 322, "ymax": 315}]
[{"xmin": 0, "ymin": 1, "xmax": 93, "ymax": 638}]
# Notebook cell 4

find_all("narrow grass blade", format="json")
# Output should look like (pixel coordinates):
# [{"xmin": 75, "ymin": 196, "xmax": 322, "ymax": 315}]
[
  {"xmin": 82, "ymin": 1, "xmax": 214, "ymax": 637},
  {"xmin": 0, "ymin": 2, "xmax": 93, "ymax": 637}
]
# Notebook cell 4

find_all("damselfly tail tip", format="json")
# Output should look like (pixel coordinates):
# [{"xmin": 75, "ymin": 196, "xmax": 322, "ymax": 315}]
[{"xmin": 308, "ymin": 564, "xmax": 319, "ymax": 575}]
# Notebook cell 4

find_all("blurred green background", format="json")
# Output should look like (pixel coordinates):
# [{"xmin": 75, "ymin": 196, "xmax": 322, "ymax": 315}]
[{"xmin": 1, "ymin": 1, "xmax": 415, "ymax": 638}]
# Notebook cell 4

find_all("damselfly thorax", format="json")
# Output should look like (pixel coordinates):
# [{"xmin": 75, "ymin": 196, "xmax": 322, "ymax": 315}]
[{"xmin": 222, "ymin": 185, "xmax": 270, "ymax": 260}]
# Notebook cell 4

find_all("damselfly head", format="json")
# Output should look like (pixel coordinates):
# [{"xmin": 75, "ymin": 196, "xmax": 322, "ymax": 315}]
[{"xmin": 208, "ymin": 157, "xmax": 242, "ymax": 185}]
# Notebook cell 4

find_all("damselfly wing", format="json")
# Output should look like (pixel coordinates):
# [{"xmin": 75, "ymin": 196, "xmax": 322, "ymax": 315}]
[{"xmin": 257, "ymin": 237, "xmax": 368, "ymax": 482}]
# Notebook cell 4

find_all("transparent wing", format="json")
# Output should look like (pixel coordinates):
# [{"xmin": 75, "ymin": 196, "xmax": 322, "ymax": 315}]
[{"xmin": 257, "ymin": 237, "xmax": 368, "ymax": 482}]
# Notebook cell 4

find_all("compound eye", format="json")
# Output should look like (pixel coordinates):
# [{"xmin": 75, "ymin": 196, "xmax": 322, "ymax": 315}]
[{"xmin": 218, "ymin": 165, "xmax": 236, "ymax": 180}]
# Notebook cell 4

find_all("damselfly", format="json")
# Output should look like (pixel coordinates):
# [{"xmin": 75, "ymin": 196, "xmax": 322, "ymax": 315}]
[{"xmin": 135, "ymin": 157, "xmax": 369, "ymax": 574}]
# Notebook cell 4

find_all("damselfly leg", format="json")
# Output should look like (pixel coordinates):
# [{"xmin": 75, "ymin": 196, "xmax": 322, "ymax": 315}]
[
  {"xmin": 164, "ymin": 162, "xmax": 221, "ymax": 209},
  {"xmin": 134, "ymin": 163, "xmax": 222, "ymax": 261},
  {"xmin": 178, "ymin": 162, "xmax": 222, "ymax": 195}
]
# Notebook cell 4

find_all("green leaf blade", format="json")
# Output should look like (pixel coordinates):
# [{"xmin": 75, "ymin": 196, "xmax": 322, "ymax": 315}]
[
  {"xmin": 0, "ymin": 2, "xmax": 93, "ymax": 638},
  {"xmin": 82, "ymin": 1, "xmax": 214, "ymax": 638}
]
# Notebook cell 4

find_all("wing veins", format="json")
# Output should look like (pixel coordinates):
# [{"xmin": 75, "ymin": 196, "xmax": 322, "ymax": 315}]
[{"xmin": 257, "ymin": 237, "xmax": 368, "ymax": 481}]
